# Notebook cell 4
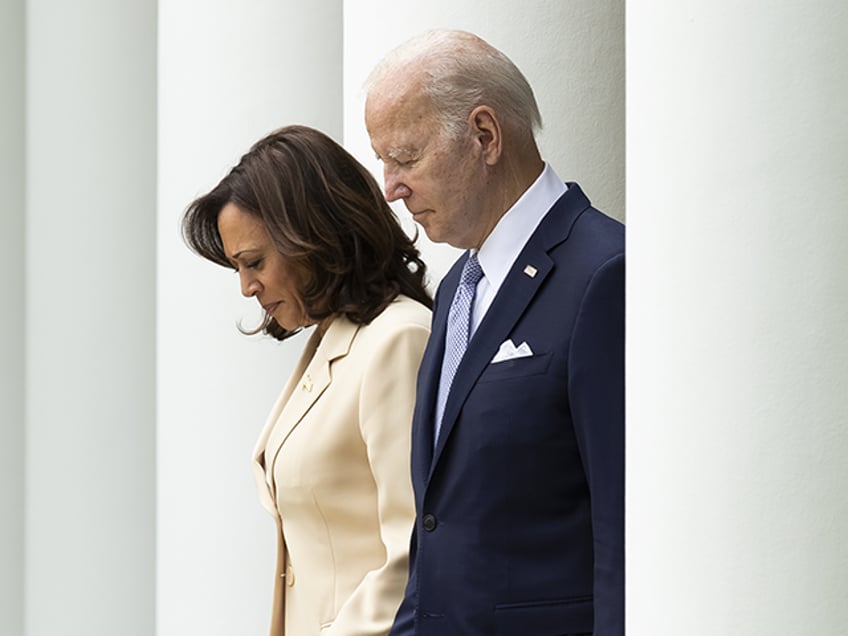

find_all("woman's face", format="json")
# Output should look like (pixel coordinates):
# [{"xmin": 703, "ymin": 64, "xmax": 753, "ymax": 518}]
[{"xmin": 217, "ymin": 202, "xmax": 309, "ymax": 332}]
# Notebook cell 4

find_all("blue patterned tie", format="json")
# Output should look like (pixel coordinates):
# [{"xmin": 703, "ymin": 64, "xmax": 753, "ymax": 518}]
[{"xmin": 434, "ymin": 252, "xmax": 484, "ymax": 445}]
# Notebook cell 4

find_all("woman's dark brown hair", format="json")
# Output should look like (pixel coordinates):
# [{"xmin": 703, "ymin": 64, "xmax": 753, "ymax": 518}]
[{"xmin": 182, "ymin": 125, "xmax": 432, "ymax": 340}]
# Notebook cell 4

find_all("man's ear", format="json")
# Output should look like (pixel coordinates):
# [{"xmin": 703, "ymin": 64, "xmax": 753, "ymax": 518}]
[{"xmin": 469, "ymin": 105, "xmax": 503, "ymax": 165}]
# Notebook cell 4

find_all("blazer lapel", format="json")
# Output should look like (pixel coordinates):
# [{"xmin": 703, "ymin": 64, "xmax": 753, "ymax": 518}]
[
  {"xmin": 252, "ymin": 329, "xmax": 320, "ymax": 516},
  {"xmin": 429, "ymin": 184, "xmax": 591, "ymax": 472},
  {"xmin": 252, "ymin": 318, "xmax": 359, "ymax": 512}
]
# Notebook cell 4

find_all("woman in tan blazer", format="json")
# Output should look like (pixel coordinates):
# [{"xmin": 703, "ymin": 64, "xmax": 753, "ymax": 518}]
[{"xmin": 182, "ymin": 126, "xmax": 432, "ymax": 635}]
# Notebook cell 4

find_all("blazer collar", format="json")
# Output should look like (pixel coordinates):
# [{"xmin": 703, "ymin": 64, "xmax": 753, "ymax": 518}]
[
  {"xmin": 251, "ymin": 316, "xmax": 359, "ymax": 515},
  {"xmin": 428, "ymin": 183, "xmax": 591, "ymax": 472}
]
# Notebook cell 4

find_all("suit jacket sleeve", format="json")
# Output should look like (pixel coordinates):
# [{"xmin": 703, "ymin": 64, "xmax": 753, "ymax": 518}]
[
  {"xmin": 569, "ymin": 252, "xmax": 625, "ymax": 635},
  {"xmin": 388, "ymin": 282, "xmax": 450, "ymax": 636},
  {"xmin": 386, "ymin": 525, "xmax": 417, "ymax": 636},
  {"xmin": 324, "ymin": 321, "xmax": 429, "ymax": 636}
]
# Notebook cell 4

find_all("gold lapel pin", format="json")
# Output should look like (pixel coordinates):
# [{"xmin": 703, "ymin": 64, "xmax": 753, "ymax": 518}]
[
  {"xmin": 301, "ymin": 374, "xmax": 313, "ymax": 392},
  {"xmin": 523, "ymin": 264, "xmax": 538, "ymax": 278}
]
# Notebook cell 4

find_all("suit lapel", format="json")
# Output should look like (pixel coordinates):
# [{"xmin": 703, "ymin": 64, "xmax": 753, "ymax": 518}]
[
  {"xmin": 429, "ymin": 254, "xmax": 553, "ymax": 470},
  {"xmin": 429, "ymin": 184, "xmax": 591, "ymax": 473},
  {"xmin": 412, "ymin": 268, "xmax": 459, "ymax": 483}
]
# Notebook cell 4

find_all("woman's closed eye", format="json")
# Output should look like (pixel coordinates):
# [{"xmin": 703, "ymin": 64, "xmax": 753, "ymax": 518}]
[{"xmin": 229, "ymin": 258, "xmax": 262, "ymax": 273}]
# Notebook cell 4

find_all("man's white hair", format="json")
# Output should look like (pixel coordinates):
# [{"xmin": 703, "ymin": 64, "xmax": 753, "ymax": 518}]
[{"xmin": 367, "ymin": 29, "xmax": 542, "ymax": 141}]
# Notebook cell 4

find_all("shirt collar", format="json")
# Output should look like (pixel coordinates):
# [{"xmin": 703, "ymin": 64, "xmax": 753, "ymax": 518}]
[{"xmin": 475, "ymin": 163, "xmax": 567, "ymax": 291}]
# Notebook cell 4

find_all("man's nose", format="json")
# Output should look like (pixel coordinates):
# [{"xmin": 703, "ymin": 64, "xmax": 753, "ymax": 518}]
[{"xmin": 384, "ymin": 167, "xmax": 412, "ymax": 202}]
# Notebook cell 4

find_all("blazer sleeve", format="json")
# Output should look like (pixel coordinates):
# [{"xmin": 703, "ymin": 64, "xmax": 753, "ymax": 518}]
[
  {"xmin": 324, "ymin": 320, "xmax": 429, "ymax": 636},
  {"xmin": 568, "ymin": 252, "xmax": 625, "ymax": 636}
]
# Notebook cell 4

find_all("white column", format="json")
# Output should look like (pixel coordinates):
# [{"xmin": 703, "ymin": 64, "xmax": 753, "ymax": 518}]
[
  {"xmin": 157, "ymin": 2, "xmax": 342, "ymax": 634},
  {"xmin": 343, "ymin": 0, "xmax": 625, "ymax": 282},
  {"xmin": 25, "ymin": 1, "xmax": 157, "ymax": 635},
  {"xmin": 628, "ymin": 3, "xmax": 848, "ymax": 634},
  {"xmin": 0, "ymin": 0, "xmax": 25, "ymax": 633}
]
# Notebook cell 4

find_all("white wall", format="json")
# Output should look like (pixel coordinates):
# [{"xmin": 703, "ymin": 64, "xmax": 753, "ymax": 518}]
[
  {"xmin": 627, "ymin": 2, "xmax": 848, "ymax": 634},
  {"xmin": 343, "ymin": 0, "xmax": 625, "ymax": 284},
  {"xmin": 24, "ymin": 1, "xmax": 157, "ymax": 635},
  {"xmin": 0, "ymin": 0, "xmax": 25, "ymax": 633},
  {"xmin": 156, "ymin": 2, "xmax": 342, "ymax": 634}
]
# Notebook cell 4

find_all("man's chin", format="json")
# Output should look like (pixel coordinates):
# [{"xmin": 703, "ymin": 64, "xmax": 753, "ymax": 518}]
[
  {"xmin": 421, "ymin": 227, "xmax": 445, "ymax": 245},
  {"xmin": 415, "ymin": 219, "xmax": 438, "ymax": 241}
]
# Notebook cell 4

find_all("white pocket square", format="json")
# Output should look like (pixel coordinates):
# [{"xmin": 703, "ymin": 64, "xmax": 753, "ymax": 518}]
[{"xmin": 491, "ymin": 339, "xmax": 534, "ymax": 364}]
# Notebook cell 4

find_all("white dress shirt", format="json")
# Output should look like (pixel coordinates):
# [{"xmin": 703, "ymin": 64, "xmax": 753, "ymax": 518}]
[{"xmin": 470, "ymin": 163, "xmax": 567, "ymax": 335}]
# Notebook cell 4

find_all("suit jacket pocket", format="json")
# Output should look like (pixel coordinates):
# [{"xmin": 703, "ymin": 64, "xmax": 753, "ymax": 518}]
[
  {"xmin": 478, "ymin": 351, "xmax": 553, "ymax": 384},
  {"xmin": 494, "ymin": 596, "xmax": 593, "ymax": 636}
]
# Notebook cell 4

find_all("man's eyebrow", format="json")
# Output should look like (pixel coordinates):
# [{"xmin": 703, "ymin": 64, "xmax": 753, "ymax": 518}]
[{"xmin": 387, "ymin": 147, "xmax": 415, "ymax": 159}]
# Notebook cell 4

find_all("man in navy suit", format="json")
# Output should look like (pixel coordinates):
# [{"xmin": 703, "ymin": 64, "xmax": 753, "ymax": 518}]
[{"xmin": 366, "ymin": 29, "xmax": 624, "ymax": 636}]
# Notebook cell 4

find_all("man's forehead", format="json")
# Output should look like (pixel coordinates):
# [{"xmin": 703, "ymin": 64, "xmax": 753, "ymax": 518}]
[
  {"xmin": 368, "ymin": 86, "xmax": 419, "ymax": 121},
  {"xmin": 371, "ymin": 128, "xmax": 428, "ymax": 160},
  {"xmin": 368, "ymin": 90, "xmax": 437, "ymax": 141},
  {"xmin": 368, "ymin": 66, "xmax": 435, "ymax": 112}
]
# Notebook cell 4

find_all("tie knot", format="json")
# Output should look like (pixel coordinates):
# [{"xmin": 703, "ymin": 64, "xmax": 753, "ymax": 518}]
[{"xmin": 460, "ymin": 252, "xmax": 484, "ymax": 288}]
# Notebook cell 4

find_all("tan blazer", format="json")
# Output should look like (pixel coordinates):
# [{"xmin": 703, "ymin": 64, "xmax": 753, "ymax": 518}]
[{"xmin": 252, "ymin": 295, "xmax": 430, "ymax": 636}]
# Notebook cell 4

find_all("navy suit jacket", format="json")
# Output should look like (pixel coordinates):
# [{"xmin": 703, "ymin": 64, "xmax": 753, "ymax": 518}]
[{"xmin": 390, "ymin": 183, "xmax": 625, "ymax": 636}]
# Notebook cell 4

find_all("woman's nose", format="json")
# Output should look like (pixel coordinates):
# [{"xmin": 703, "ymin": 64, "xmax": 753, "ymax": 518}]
[{"xmin": 240, "ymin": 272, "xmax": 260, "ymax": 298}]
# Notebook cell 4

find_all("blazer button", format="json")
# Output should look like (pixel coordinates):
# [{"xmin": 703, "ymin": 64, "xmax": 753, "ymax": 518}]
[
  {"xmin": 422, "ymin": 513, "xmax": 437, "ymax": 532},
  {"xmin": 285, "ymin": 564, "xmax": 295, "ymax": 587}
]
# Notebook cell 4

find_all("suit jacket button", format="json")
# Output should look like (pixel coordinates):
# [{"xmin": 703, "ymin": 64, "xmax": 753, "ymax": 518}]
[
  {"xmin": 422, "ymin": 513, "xmax": 437, "ymax": 532},
  {"xmin": 285, "ymin": 564, "xmax": 295, "ymax": 587}
]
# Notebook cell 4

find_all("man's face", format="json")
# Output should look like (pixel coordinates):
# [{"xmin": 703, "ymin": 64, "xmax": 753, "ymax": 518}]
[{"xmin": 366, "ymin": 85, "xmax": 490, "ymax": 249}]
